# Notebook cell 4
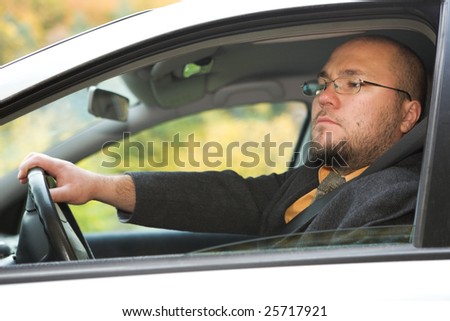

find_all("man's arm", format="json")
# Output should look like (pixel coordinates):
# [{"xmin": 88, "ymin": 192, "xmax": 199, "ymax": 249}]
[
  {"xmin": 17, "ymin": 152, "xmax": 136, "ymax": 212},
  {"xmin": 18, "ymin": 152, "xmax": 290, "ymax": 235},
  {"xmin": 121, "ymin": 169, "xmax": 287, "ymax": 235}
]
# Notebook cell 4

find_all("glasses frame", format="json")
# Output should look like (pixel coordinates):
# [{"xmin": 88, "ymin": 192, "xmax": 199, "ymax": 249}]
[{"xmin": 301, "ymin": 76, "xmax": 412, "ymax": 101}]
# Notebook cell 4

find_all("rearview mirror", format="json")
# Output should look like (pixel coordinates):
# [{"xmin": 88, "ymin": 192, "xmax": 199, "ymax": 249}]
[{"xmin": 88, "ymin": 87, "xmax": 129, "ymax": 122}]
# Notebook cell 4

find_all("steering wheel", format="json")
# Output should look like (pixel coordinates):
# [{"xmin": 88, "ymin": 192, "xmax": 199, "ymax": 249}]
[{"xmin": 16, "ymin": 167, "xmax": 94, "ymax": 263}]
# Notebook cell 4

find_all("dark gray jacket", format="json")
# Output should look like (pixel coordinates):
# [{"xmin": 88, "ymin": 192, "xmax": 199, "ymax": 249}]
[{"xmin": 119, "ymin": 153, "xmax": 422, "ymax": 236}]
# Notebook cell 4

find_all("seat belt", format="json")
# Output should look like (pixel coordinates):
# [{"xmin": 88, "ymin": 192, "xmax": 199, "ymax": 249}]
[{"xmin": 279, "ymin": 117, "xmax": 428, "ymax": 235}]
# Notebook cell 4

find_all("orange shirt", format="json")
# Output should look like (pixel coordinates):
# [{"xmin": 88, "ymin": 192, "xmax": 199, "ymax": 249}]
[{"xmin": 284, "ymin": 166, "xmax": 368, "ymax": 223}]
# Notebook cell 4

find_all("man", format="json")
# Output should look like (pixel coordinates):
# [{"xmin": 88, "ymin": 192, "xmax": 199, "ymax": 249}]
[{"xmin": 18, "ymin": 35, "xmax": 426, "ymax": 236}]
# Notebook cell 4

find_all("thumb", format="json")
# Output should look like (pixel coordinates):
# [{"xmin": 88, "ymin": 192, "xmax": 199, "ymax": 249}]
[
  {"xmin": 49, "ymin": 185, "xmax": 77, "ymax": 204},
  {"xmin": 49, "ymin": 186, "xmax": 66, "ymax": 204},
  {"xmin": 49, "ymin": 184, "xmax": 90, "ymax": 205}
]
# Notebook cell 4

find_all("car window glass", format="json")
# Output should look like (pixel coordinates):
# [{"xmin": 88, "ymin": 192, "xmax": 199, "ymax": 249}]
[
  {"xmin": 72, "ymin": 101, "xmax": 308, "ymax": 232},
  {"xmin": 197, "ymin": 225, "xmax": 413, "ymax": 253},
  {"xmin": 0, "ymin": 89, "xmax": 99, "ymax": 177}
]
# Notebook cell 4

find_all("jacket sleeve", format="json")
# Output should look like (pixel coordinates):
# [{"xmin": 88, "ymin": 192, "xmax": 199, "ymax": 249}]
[{"xmin": 117, "ymin": 170, "xmax": 289, "ymax": 235}]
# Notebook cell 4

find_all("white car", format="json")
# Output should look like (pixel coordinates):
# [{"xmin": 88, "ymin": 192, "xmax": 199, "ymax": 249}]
[{"xmin": 1, "ymin": 1, "xmax": 450, "ymax": 319}]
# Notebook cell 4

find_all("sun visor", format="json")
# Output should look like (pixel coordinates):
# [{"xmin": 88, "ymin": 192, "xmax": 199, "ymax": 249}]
[{"xmin": 150, "ymin": 48, "xmax": 218, "ymax": 108}]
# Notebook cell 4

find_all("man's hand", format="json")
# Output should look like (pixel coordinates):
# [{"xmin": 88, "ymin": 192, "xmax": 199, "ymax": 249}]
[{"xmin": 18, "ymin": 152, "xmax": 136, "ymax": 212}]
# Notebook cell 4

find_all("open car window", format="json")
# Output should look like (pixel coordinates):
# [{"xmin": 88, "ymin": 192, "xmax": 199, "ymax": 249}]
[{"xmin": 72, "ymin": 101, "xmax": 309, "ymax": 233}]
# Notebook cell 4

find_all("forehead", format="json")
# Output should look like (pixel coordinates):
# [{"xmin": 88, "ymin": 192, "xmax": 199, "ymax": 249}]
[
  {"xmin": 321, "ymin": 41, "xmax": 396, "ymax": 79},
  {"xmin": 319, "ymin": 68, "xmax": 367, "ymax": 79}
]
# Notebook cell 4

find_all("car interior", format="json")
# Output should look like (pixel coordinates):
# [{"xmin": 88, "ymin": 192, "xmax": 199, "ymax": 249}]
[{"xmin": 0, "ymin": 13, "xmax": 438, "ymax": 266}]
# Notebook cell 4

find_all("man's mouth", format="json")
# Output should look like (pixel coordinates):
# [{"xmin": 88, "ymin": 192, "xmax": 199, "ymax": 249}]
[{"xmin": 316, "ymin": 115, "xmax": 339, "ymax": 126}]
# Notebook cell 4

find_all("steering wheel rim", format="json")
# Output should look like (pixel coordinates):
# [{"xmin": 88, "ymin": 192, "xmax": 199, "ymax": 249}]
[{"xmin": 26, "ymin": 167, "xmax": 94, "ymax": 261}]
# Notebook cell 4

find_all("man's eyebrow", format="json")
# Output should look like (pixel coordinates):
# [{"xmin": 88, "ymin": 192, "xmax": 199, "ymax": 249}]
[
  {"xmin": 341, "ymin": 69, "xmax": 366, "ymax": 76},
  {"xmin": 318, "ymin": 69, "xmax": 366, "ymax": 79},
  {"xmin": 318, "ymin": 71, "xmax": 329, "ymax": 78}
]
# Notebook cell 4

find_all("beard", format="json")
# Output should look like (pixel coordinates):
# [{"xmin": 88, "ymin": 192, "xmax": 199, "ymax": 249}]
[{"xmin": 308, "ymin": 106, "xmax": 403, "ymax": 174}]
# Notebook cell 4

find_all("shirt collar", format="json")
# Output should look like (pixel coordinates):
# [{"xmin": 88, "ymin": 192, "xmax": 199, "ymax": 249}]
[{"xmin": 318, "ymin": 166, "xmax": 369, "ymax": 183}]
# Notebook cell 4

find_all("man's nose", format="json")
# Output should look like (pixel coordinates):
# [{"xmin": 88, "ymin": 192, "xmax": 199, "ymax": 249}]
[{"xmin": 317, "ymin": 83, "xmax": 339, "ymax": 108}]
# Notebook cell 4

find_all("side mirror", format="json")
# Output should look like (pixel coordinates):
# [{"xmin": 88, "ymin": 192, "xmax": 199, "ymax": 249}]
[{"xmin": 88, "ymin": 87, "xmax": 129, "ymax": 122}]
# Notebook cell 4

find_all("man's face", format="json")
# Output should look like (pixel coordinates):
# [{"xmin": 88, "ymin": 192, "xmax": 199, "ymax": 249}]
[{"xmin": 310, "ymin": 41, "xmax": 406, "ymax": 171}]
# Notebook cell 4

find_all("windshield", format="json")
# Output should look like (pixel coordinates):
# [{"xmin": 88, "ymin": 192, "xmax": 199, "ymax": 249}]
[{"xmin": 0, "ymin": 76, "xmax": 138, "ymax": 178}]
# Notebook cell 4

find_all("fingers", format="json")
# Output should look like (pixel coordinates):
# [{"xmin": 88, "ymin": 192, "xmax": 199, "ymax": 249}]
[
  {"xmin": 17, "ymin": 152, "xmax": 67, "ymax": 184},
  {"xmin": 16, "ymin": 152, "xmax": 133, "ymax": 209},
  {"xmin": 17, "ymin": 152, "xmax": 89, "ymax": 204},
  {"xmin": 17, "ymin": 152, "xmax": 43, "ymax": 184}
]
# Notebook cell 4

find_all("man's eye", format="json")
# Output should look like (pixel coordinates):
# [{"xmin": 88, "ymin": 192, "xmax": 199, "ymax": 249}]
[{"xmin": 347, "ymin": 81, "xmax": 361, "ymax": 88}]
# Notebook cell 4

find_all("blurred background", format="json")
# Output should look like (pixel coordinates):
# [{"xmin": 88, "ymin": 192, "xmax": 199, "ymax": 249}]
[{"xmin": 0, "ymin": 0, "xmax": 178, "ymax": 65}]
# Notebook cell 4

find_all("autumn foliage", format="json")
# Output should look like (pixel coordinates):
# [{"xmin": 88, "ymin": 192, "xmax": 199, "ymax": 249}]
[{"xmin": 0, "ymin": 0, "xmax": 177, "ymax": 65}]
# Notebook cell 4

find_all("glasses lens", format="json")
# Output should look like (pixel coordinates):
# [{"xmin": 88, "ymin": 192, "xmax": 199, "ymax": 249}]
[
  {"xmin": 302, "ymin": 81, "xmax": 324, "ymax": 96},
  {"xmin": 334, "ymin": 77, "xmax": 361, "ymax": 94}
]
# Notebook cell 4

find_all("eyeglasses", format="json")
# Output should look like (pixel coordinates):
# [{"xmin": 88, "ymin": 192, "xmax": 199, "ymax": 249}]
[{"xmin": 301, "ymin": 76, "xmax": 412, "ymax": 101}]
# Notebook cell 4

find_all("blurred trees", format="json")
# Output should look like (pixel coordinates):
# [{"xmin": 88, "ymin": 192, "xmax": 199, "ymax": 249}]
[{"xmin": 0, "ymin": 0, "xmax": 178, "ymax": 65}]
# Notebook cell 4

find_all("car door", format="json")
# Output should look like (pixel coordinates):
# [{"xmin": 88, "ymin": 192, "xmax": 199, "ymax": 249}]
[{"xmin": 1, "ymin": 1, "xmax": 450, "ymax": 320}]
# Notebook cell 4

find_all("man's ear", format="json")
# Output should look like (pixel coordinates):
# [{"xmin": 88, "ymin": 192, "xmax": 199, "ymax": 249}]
[{"xmin": 400, "ymin": 100, "xmax": 422, "ymax": 134}]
